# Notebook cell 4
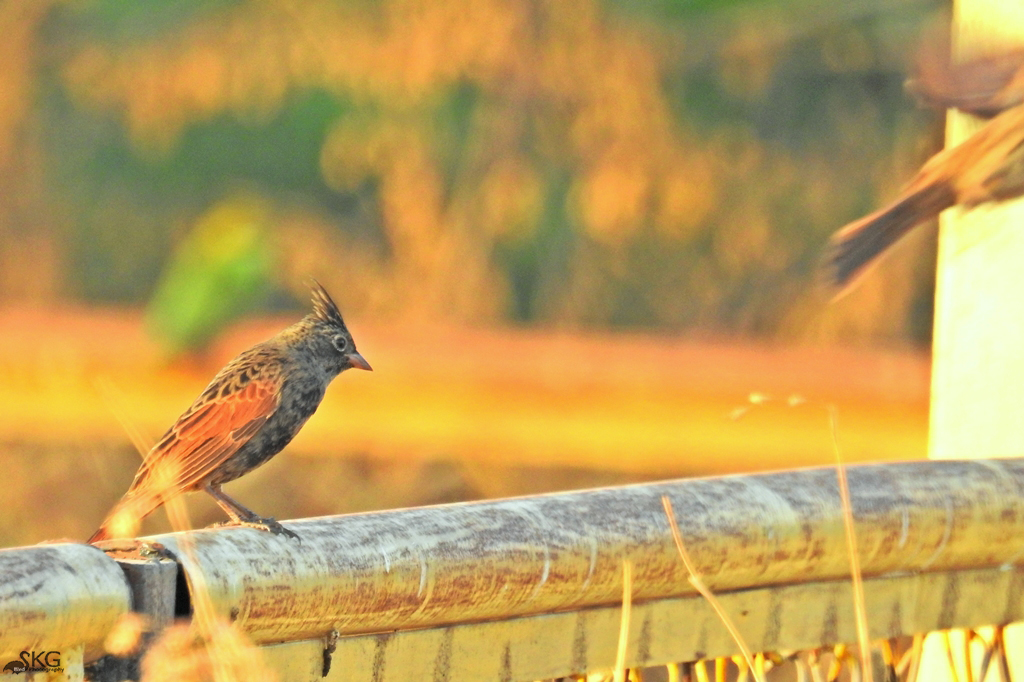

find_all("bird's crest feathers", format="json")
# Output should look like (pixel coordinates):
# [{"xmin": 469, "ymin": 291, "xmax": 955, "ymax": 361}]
[{"xmin": 310, "ymin": 280, "xmax": 345, "ymax": 328}]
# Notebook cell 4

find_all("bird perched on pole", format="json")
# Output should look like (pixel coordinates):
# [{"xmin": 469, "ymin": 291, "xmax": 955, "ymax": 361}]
[
  {"xmin": 88, "ymin": 281, "xmax": 371, "ymax": 543},
  {"xmin": 825, "ymin": 49, "xmax": 1024, "ymax": 291}
]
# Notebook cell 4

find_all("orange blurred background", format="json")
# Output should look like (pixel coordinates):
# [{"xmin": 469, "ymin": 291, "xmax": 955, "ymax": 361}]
[{"xmin": 0, "ymin": 0, "xmax": 943, "ymax": 545}]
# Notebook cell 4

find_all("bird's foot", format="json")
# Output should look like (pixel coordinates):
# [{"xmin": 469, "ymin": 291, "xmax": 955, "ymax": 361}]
[{"xmin": 209, "ymin": 517, "xmax": 300, "ymax": 540}]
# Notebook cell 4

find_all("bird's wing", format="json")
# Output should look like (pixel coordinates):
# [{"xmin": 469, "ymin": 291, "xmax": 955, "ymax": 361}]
[
  {"xmin": 130, "ymin": 367, "xmax": 283, "ymax": 499},
  {"xmin": 955, "ymin": 106, "xmax": 1024, "ymax": 203},
  {"xmin": 910, "ymin": 48, "xmax": 1024, "ymax": 118},
  {"xmin": 824, "ymin": 180, "xmax": 956, "ymax": 290}
]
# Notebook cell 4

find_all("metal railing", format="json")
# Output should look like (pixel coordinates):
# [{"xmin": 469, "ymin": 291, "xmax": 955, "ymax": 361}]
[{"xmin": 2, "ymin": 458, "xmax": 1023, "ymax": 680}]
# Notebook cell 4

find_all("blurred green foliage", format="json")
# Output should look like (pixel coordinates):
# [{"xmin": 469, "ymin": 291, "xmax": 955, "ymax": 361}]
[
  {"xmin": 145, "ymin": 195, "xmax": 273, "ymax": 354},
  {"xmin": 0, "ymin": 0, "xmax": 944, "ymax": 345}
]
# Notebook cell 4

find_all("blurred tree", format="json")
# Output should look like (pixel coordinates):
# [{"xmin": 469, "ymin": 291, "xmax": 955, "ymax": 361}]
[
  {"xmin": 7, "ymin": 0, "xmax": 945, "ymax": 344},
  {"xmin": 0, "ymin": 0, "xmax": 63, "ymax": 304},
  {"xmin": 145, "ymin": 194, "xmax": 273, "ymax": 356}
]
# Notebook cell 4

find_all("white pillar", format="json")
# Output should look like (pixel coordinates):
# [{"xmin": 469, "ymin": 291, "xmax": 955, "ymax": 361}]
[
  {"xmin": 929, "ymin": 4, "xmax": 1024, "ymax": 459},
  {"xmin": 925, "ymin": 3, "xmax": 1024, "ymax": 679}
]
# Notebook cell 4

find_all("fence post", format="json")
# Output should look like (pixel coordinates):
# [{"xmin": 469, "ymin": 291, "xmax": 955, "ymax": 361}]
[
  {"xmin": 927, "ymin": 0, "xmax": 1024, "ymax": 675},
  {"xmin": 84, "ymin": 554, "xmax": 179, "ymax": 681},
  {"xmin": 929, "ymin": 3, "xmax": 1024, "ymax": 458}
]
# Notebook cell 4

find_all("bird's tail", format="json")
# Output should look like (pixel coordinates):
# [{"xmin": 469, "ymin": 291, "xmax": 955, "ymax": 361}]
[
  {"xmin": 824, "ymin": 181, "xmax": 956, "ymax": 292},
  {"xmin": 87, "ymin": 491, "xmax": 163, "ymax": 544}
]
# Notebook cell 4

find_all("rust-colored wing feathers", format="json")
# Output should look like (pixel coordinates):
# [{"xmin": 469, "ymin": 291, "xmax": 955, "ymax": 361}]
[
  {"xmin": 134, "ymin": 374, "xmax": 281, "ymax": 496},
  {"xmin": 88, "ymin": 365, "xmax": 282, "ymax": 543},
  {"xmin": 88, "ymin": 282, "xmax": 367, "ymax": 544}
]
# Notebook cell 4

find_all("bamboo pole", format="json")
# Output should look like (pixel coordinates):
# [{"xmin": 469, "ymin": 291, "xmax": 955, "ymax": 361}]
[
  {"xmin": 4, "ymin": 460, "xmax": 1024, "ymax": 678},
  {"xmin": 0, "ymin": 544, "xmax": 131, "ymax": 663},
  {"xmin": 309, "ymin": 564, "xmax": 1023, "ymax": 682},
  {"xmin": 141, "ymin": 459, "xmax": 1024, "ymax": 646}
]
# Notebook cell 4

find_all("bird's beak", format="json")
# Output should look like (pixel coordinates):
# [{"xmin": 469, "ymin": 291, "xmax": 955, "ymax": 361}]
[{"xmin": 346, "ymin": 352, "xmax": 372, "ymax": 371}]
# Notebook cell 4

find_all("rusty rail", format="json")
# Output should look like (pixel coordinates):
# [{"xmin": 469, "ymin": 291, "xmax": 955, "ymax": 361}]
[{"xmin": 2, "ymin": 459, "xmax": 1024, "ymax": 680}]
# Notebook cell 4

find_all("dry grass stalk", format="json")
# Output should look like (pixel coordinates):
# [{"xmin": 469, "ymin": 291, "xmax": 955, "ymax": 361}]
[
  {"xmin": 715, "ymin": 657, "xmax": 727, "ymax": 682},
  {"xmin": 794, "ymin": 655, "xmax": 810, "ymax": 682},
  {"xmin": 974, "ymin": 629, "xmax": 998, "ymax": 682},
  {"xmin": 95, "ymin": 375, "xmax": 154, "ymax": 461},
  {"xmin": 996, "ymin": 627, "xmax": 1012, "ymax": 682},
  {"xmin": 942, "ymin": 631, "xmax": 962, "ymax": 682},
  {"xmin": 898, "ymin": 633, "xmax": 924, "ymax": 682},
  {"xmin": 101, "ymin": 385, "xmax": 277, "ymax": 681},
  {"xmin": 808, "ymin": 648, "xmax": 825, "ymax": 682},
  {"xmin": 94, "ymin": 375, "xmax": 155, "ymax": 538},
  {"xmin": 734, "ymin": 393, "xmax": 874, "ymax": 680},
  {"xmin": 826, "ymin": 405, "xmax": 873, "ymax": 682},
  {"xmin": 103, "ymin": 612, "xmax": 149, "ymax": 657},
  {"xmin": 827, "ymin": 644, "xmax": 846, "ymax": 681},
  {"xmin": 964, "ymin": 631, "xmax": 974, "ymax": 682},
  {"xmin": 154, "ymin": 486, "xmax": 278, "ymax": 682},
  {"xmin": 660, "ymin": 495, "xmax": 764, "ymax": 682},
  {"xmin": 733, "ymin": 654, "xmax": 749, "ymax": 682},
  {"xmin": 613, "ymin": 559, "xmax": 634, "ymax": 682}
]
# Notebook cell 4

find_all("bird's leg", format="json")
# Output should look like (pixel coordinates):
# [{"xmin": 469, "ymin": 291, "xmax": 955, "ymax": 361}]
[{"xmin": 203, "ymin": 483, "xmax": 299, "ymax": 540}]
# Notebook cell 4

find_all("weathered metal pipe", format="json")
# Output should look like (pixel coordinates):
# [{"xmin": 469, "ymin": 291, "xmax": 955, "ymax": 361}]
[
  {"xmin": 0, "ymin": 544, "xmax": 132, "ymax": 662},
  {"xmin": 149, "ymin": 459, "xmax": 1024, "ymax": 645}
]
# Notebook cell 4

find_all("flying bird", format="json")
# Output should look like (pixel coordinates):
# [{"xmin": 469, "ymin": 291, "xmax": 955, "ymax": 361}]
[
  {"xmin": 908, "ymin": 45, "xmax": 1024, "ymax": 119},
  {"xmin": 825, "ymin": 83, "xmax": 1024, "ymax": 290},
  {"xmin": 89, "ymin": 282, "xmax": 371, "ymax": 543}
]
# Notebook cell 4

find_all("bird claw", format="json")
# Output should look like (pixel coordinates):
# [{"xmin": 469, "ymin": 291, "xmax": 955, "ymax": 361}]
[
  {"xmin": 260, "ymin": 518, "xmax": 300, "ymax": 541},
  {"xmin": 209, "ymin": 517, "xmax": 300, "ymax": 541}
]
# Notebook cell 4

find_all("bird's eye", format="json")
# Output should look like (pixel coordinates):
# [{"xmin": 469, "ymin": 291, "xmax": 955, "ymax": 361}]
[{"xmin": 332, "ymin": 335, "xmax": 350, "ymax": 353}]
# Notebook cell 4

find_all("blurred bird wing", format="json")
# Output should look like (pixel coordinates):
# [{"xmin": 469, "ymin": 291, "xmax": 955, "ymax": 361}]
[
  {"xmin": 946, "ymin": 106, "xmax": 1024, "ymax": 203},
  {"xmin": 911, "ymin": 47, "xmax": 1024, "ymax": 118},
  {"xmin": 824, "ymin": 102, "xmax": 1024, "ymax": 293},
  {"xmin": 133, "ymin": 375, "xmax": 283, "ymax": 498}
]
